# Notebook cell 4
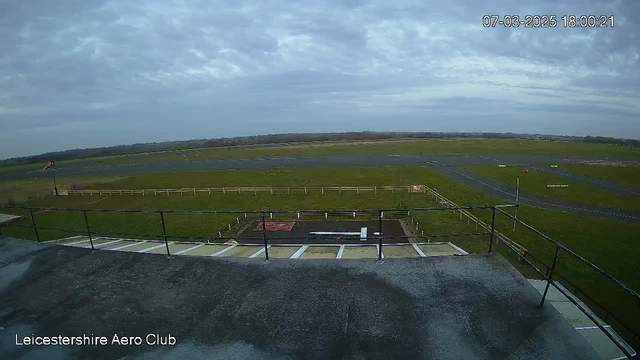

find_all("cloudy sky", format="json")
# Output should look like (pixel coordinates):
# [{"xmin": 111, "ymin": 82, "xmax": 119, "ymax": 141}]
[{"xmin": 0, "ymin": 0, "xmax": 638, "ymax": 158}]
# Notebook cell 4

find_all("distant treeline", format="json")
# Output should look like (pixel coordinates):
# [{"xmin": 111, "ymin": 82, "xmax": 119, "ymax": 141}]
[{"xmin": 2, "ymin": 132, "xmax": 639, "ymax": 167}]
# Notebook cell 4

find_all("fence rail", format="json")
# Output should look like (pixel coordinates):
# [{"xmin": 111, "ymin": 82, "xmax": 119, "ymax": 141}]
[
  {"xmin": 0, "ymin": 200, "xmax": 637, "ymax": 357},
  {"xmin": 66, "ymin": 185, "xmax": 423, "ymax": 196}
]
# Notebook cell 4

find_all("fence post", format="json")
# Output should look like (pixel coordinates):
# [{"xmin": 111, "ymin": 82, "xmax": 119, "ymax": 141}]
[
  {"xmin": 261, "ymin": 214, "xmax": 269, "ymax": 261},
  {"xmin": 488, "ymin": 207, "xmax": 496, "ymax": 253},
  {"xmin": 377, "ymin": 210, "xmax": 383, "ymax": 261},
  {"xmin": 160, "ymin": 211, "xmax": 170, "ymax": 256},
  {"xmin": 83, "ymin": 210, "xmax": 95, "ymax": 250},
  {"xmin": 223, "ymin": 187, "xmax": 226, "ymax": 194},
  {"xmin": 374, "ymin": 186, "xmax": 377, "ymax": 194},
  {"xmin": 539, "ymin": 245, "xmax": 560, "ymax": 308},
  {"xmin": 29, "ymin": 208, "xmax": 40, "ymax": 243}
]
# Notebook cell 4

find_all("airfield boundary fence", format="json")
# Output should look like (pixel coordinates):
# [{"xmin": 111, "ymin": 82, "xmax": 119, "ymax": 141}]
[
  {"xmin": 0, "ymin": 202, "xmax": 637, "ymax": 356},
  {"xmin": 420, "ymin": 185, "xmax": 638, "ymax": 357},
  {"xmin": 65, "ymin": 185, "xmax": 420, "ymax": 196}
]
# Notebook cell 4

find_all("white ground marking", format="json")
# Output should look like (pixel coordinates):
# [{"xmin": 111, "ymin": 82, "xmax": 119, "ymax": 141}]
[
  {"xmin": 66, "ymin": 238, "xmax": 91, "ymax": 246},
  {"xmin": 111, "ymin": 241, "xmax": 147, "ymax": 251},
  {"xmin": 290, "ymin": 245, "xmax": 309, "ymax": 259},
  {"xmin": 138, "ymin": 244, "xmax": 167, "ymax": 253},
  {"xmin": 175, "ymin": 244, "xmax": 204, "ymax": 255},
  {"xmin": 210, "ymin": 245, "xmax": 237, "ymax": 257},
  {"xmin": 86, "ymin": 239, "xmax": 122, "ymax": 249},
  {"xmin": 336, "ymin": 245, "xmax": 345, "ymax": 259},
  {"xmin": 249, "ymin": 245, "xmax": 271, "ymax": 258},
  {"xmin": 412, "ymin": 243, "xmax": 427, "ymax": 257}
]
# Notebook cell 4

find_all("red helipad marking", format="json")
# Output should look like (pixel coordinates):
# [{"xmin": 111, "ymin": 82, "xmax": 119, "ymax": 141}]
[{"xmin": 255, "ymin": 222, "xmax": 296, "ymax": 232}]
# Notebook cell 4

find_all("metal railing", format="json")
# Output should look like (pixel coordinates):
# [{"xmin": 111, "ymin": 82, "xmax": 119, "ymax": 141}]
[{"xmin": 0, "ymin": 203, "xmax": 637, "ymax": 358}]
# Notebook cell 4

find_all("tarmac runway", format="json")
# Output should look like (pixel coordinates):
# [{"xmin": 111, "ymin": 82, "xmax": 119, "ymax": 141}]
[{"xmin": 3, "ymin": 153, "xmax": 639, "ymax": 223}]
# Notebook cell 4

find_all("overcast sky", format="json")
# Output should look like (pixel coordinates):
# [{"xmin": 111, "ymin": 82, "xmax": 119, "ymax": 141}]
[{"xmin": 0, "ymin": 0, "xmax": 638, "ymax": 158}]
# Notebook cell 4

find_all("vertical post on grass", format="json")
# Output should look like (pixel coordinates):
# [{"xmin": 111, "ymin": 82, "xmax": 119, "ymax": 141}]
[
  {"xmin": 160, "ymin": 211, "xmax": 170, "ymax": 256},
  {"xmin": 29, "ymin": 208, "xmax": 40, "ymax": 242},
  {"xmin": 377, "ymin": 210, "xmax": 383, "ymax": 261},
  {"xmin": 488, "ymin": 207, "xmax": 496, "ymax": 253},
  {"xmin": 83, "ymin": 210, "xmax": 94, "ymax": 250},
  {"xmin": 52, "ymin": 166, "xmax": 58, "ymax": 196},
  {"xmin": 539, "ymin": 245, "xmax": 560, "ymax": 308},
  {"xmin": 261, "ymin": 214, "xmax": 269, "ymax": 261}
]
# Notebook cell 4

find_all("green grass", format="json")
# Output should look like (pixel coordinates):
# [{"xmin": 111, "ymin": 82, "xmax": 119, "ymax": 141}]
[
  {"xmin": 464, "ymin": 165, "xmax": 640, "ymax": 213},
  {"xmin": 95, "ymin": 139, "xmax": 640, "ymax": 166},
  {"xmin": 564, "ymin": 165, "xmax": 640, "ymax": 190},
  {"xmin": 2, "ymin": 165, "xmax": 639, "ymax": 340}
]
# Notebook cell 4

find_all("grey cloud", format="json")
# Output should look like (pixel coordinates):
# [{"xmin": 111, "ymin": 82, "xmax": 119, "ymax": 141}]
[{"xmin": 0, "ymin": 0, "xmax": 639, "ymax": 159}]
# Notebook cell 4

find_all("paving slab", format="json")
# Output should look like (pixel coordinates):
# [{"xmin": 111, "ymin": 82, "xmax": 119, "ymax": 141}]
[
  {"xmin": 341, "ymin": 246, "xmax": 378, "ymax": 259},
  {"xmin": 418, "ymin": 243, "xmax": 460, "ymax": 256},
  {"xmin": 218, "ymin": 245, "xmax": 264, "ymax": 258},
  {"xmin": 182, "ymin": 244, "xmax": 231, "ymax": 256},
  {"xmin": 300, "ymin": 246, "xmax": 340, "ymax": 259},
  {"xmin": 118, "ymin": 241, "xmax": 161, "ymax": 252},
  {"xmin": 267, "ymin": 246, "xmax": 299, "ymax": 259},
  {"xmin": 382, "ymin": 245, "xmax": 420, "ymax": 258}
]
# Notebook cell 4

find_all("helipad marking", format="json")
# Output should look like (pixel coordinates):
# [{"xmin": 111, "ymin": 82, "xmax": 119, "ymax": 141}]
[
  {"xmin": 175, "ymin": 244, "xmax": 204, "ymax": 255},
  {"xmin": 290, "ymin": 245, "xmax": 309, "ymax": 259}
]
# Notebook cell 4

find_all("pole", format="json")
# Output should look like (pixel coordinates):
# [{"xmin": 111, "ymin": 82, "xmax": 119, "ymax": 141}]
[
  {"xmin": 160, "ymin": 211, "xmax": 170, "ymax": 256},
  {"xmin": 262, "ymin": 214, "xmax": 269, "ymax": 261},
  {"xmin": 488, "ymin": 207, "xmax": 496, "ymax": 253},
  {"xmin": 29, "ymin": 208, "xmax": 40, "ymax": 242},
  {"xmin": 377, "ymin": 210, "xmax": 383, "ymax": 261},
  {"xmin": 83, "ymin": 210, "xmax": 94, "ymax": 250},
  {"xmin": 513, "ymin": 177, "xmax": 519, "ymax": 232},
  {"xmin": 539, "ymin": 245, "xmax": 560, "ymax": 308},
  {"xmin": 53, "ymin": 167, "xmax": 58, "ymax": 196}
]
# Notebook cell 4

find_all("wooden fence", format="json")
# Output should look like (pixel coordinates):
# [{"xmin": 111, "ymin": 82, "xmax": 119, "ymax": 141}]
[{"xmin": 66, "ymin": 185, "xmax": 422, "ymax": 196}]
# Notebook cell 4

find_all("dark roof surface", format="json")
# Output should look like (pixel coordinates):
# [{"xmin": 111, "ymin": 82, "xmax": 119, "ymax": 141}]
[{"xmin": 0, "ymin": 238, "xmax": 598, "ymax": 360}]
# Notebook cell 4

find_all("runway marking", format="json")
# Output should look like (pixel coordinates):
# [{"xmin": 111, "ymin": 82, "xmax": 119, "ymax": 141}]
[{"xmin": 175, "ymin": 244, "xmax": 204, "ymax": 255}]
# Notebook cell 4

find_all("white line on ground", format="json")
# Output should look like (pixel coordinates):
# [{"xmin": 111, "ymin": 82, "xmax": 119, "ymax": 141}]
[
  {"xmin": 448, "ymin": 242, "xmax": 469, "ymax": 255},
  {"xmin": 138, "ymin": 244, "xmax": 167, "ymax": 253},
  {"xmin": 249, "ymin": 245, "xmax": 271, "ymax": 258},
  {"xmin": 575, "ymin": 325, "xmax": 612, "ymax": 330},
  {"xmin": 87, "ymin": 239, "xmax": 122, "ymax": 249},
  {"xmin": 412, "ymin": 243, "xmax": 427, "ymax": 257},
  {"xmin": 336, "ymin": 245, "xmax": 345, "ymax": 259},
  {"xmin": 66, "ymin": 238, "xmax": 91, "ymax": 246},
  {"xmin": 111, "ymin": 241, "xmax": 146, "ymax": 251},
  {"xmin": 210, "ymin": 245, "xmax": 237, "ymax": 257},
  {"xmin": 50, "ymin": 235, "xmax": 84, "ymax": 243},
  {"xmin": 175, "ymin": 244, "xmax": 204, "ymax": 255},
  {"xmin": 290, "ymin": 245, "xmax": 309, "ymax": 259}
]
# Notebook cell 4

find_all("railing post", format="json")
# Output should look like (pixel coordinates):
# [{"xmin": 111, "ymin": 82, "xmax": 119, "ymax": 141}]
[
  {"xmin": 377, "ymin": 210, "xmax": 383, "ymax": 261},
  {"xmin": 160, "ymin": 211, "xmax": 170, "ymax": 256},
  {"xmin": 262, "ymin": 214, "xmax": 269, "ymax": 261},
  {"xmin": 83, "ymin": 210, "xmax": 94, "ymax": 250},
  {"xmin": 539, "ymin": 245, "xmax": 560, "ymax": 308},
  {"xmin": 29, "ymin": 208, "xmax": 40, "ymax": 242},
  {"xmin": 488, "ymin": 207, "xmax": 496, "ymax": 253}
]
